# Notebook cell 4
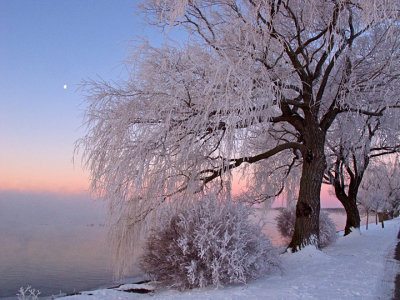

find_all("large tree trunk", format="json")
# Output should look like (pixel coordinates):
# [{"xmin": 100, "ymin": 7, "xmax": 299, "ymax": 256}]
[{"xmin": 288, "ymin": 135, "xmax": 326, "ymax": 251}]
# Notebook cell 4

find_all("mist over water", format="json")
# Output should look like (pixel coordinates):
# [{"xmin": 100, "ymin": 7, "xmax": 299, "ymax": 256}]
[{"xmin": 0, "ymin": 191, "xmax": 118, "ymax": 298}]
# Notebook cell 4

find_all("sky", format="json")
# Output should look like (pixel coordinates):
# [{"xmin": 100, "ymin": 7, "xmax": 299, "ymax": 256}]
[
  {"xmin": 0, "ymin": 0, "xmax": 340, "ymax": 206},
  {"xmin": 0, "ymin": 0, "xmax": 169, "ymax": 194}
]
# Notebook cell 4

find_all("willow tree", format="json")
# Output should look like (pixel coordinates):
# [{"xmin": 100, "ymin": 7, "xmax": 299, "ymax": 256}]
[{"xmin": 78, "ymin": 0, "xmax": 400, "ymax": 273}]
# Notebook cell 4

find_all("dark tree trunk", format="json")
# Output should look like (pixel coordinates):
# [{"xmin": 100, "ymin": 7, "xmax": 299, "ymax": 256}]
[
  {"xmin": 330, "ymin": 147, "xmax": 365, "ymax": 236},
  {"xmin": 333, "ymin": 188, "xmax": 361, "ymax": 236},
  {"xmin": 288, "ymin": 131, "xmax": 326, "ymax": 251},
  {"xmin": 339, "ymin": 195, "xmax": 361, "ymax": 236}
]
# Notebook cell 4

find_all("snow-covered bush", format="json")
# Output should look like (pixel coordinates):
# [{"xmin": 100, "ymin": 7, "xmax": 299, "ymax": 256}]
[
  {"xmin": 318, "ymin": 212, "xmax": 337, "ymax": 248},
  {"xmin": 276, "ymin": 208, "xmax": 337, "ymax": 248},
  {"xmin": 140, "ymin": 196, "xmax": 281, "ymax": 290},
  {"xmin": 17, "ymin": 286, "xmax": 40, "ymax": 300},
  {"xmin": 275, "ymin": 209, "xmax": 296, "ymax": 239}
]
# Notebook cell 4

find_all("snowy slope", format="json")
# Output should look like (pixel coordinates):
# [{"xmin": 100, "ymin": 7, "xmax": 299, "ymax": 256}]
[{"xmin": 62, "ymin": 218, "xmax": 400, "ymax": 300}]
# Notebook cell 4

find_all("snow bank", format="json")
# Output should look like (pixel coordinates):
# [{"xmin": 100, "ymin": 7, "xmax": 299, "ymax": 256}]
[{"xmin": 62, "ymin": 218, "xmax": 400, "ymax": 300}]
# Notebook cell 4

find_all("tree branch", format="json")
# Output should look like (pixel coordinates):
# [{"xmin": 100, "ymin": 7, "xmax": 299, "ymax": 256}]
[{"xmin": 199, "ymin": 142, "xmax": 306, "ymax": 185}]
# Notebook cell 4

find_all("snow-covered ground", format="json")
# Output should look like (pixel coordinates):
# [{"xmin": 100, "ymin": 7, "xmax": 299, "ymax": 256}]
[{"xmin": 62, "ymin": 218, "xmax": 400, "ymax": 300}]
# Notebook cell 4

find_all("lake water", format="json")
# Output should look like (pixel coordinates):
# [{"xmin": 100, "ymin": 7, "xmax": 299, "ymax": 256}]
[
  {"xmin": 0, "ymin": 192, "xmax": 125, "ymax": 299},
  {"xmin": 0, "ymin": 192, "xmax": 373, "ymax": 299}
]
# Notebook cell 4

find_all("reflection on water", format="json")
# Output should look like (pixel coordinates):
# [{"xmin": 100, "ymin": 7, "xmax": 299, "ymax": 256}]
[{"xmin": 0, "ymin": 192, "xmax": 374, "ymax": 298}]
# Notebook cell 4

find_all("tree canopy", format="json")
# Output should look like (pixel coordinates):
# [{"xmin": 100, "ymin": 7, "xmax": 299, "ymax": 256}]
[{"xmin": 77, "ymin": 0, "xmax": 400, "ymax": 274}]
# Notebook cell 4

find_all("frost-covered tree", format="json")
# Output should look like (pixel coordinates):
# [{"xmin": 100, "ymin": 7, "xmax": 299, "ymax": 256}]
[
  {"xmin": 359, "ymin": 156, "xmax": 400, "ymax": 227},
  {"xmin": 325, "ymin": 111, "xmax": 400, "ymax": 235},
  {"xmin": 77, "ymin": 0, "xmax": 400, "ymax": 269},
  {"xmin": 140, "ymin": 194, "xmax": 280, "ymax": 290}
]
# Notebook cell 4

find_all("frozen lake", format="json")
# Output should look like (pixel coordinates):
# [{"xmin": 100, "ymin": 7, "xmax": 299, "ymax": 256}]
[{"xmin": 0, "ymin": 191, "xmax": 372, "ymax": 299}]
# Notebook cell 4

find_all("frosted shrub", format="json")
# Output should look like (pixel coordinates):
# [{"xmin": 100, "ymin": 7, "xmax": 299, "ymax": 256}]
[
  {"xmin": 17, "ymin": 286, "xmax": 40, "ymax": 300},
  {"xmin": 140, "ymin": 196, "xmax": 281, "ymax": 290},
  {"xmin": 276, "ymin": 208, "xmax": 337, "ymax": 248},
  {"xmin": 318, "ymin": 212, "xmax": 337, "ymax": 248},
  {"xmin": 275, "ymin": 209, "xmax": 296, "ymax": 239}
]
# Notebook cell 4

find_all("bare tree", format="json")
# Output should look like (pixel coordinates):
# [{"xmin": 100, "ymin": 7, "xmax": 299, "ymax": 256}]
[{"xmin": 77, "ymin": 0, "xmax": 400, "ymax": 273}]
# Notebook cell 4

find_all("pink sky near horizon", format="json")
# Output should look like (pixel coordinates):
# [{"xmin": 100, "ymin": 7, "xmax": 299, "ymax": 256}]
[
  {"xmin": 0, "ymin": 163, "xmax": 88, "ymax": 195},
  {"xmin": 0, "ymin": 139, "xmax": 89, "ymax": 194},
  {"xmin": 0, "ymin": 169, "xmax": 89, "ymax": 195},
  {"xmin": 231, "ymin": 179, "xmax": 341, "ymax": 208}
]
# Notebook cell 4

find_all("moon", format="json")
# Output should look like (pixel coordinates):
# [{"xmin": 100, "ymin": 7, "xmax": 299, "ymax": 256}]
[{"xmin": 63, "ymin": 84, "xmax": 67, "ymax": 90}]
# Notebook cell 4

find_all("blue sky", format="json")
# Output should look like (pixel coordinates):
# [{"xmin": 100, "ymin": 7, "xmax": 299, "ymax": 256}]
[{"xmin": 0, "ymin": 0, "xmax": 174, "ymax": 192}]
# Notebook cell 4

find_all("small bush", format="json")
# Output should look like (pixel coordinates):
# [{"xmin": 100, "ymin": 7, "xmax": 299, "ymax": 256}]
[
  {"xmin": 275, "ymin": 209, "xmax": 296, "ymax": 239},
  {"xmin": 276, "ymin": 208, "xmax": 337, "ymax": 248},
  {"xmin": 140, "ymin": 195, "xmax": 281, "ymax": 290},
  {"xmin": 318, "ymin": 212, "xmax": 337, "ymax": 248},
  {"xmin": 17, "ymin": 286, "xmax": 40, "ymax": 300}
]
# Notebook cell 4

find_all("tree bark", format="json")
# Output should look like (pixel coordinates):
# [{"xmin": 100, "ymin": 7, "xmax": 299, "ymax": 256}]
[
  {"xmin": 330, "ymin": 148, "xmax": 364, "ymax": 236},
  {"xmin": 288, "ymin": 130, "xmax": 326, "ymax": 251},
  {"xmin": 341, "ymin": 197, "xmax": 361, "ymax": 235},
  {"xmin": 334, "ymin": 191, "xmax": 361, "ymax": 236}
]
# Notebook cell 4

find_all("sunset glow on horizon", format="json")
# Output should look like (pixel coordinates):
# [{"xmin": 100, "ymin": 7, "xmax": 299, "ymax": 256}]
[{"xmin": 0, "ymin": 170, "xmax": 89, "ymax": 194}]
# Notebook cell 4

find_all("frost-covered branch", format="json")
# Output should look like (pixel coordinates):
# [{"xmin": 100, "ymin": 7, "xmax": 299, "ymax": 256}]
[{"xmin": 199, "ymin": 142, "xmax": 305, "ymax": 186}]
